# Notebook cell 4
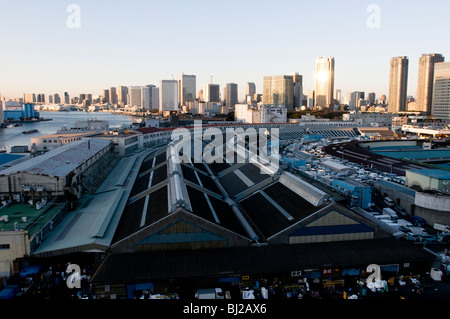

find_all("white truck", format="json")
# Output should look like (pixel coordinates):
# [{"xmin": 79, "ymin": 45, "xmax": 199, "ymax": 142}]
[
  {"xmin": 195, "ymin": 288, "xmax": 225, "ymax": 299},
  {"xmin": 383, "ymin": 207, "xmax": 398, "ymax": 220}
]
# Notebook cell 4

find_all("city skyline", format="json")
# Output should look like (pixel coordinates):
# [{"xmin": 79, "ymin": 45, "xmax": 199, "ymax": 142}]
[{"xmin": 1, "ymin": 1, "xmax": 450, "ymax": 101}]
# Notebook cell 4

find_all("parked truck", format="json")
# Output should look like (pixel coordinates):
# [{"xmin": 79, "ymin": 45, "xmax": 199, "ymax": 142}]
[
  {"xmin": 383, "ymin": 207, "xmax": 398, "ymax": 220},
  {"xmin": 195, "ymin": 288, "xmax": 225, "ymax": 299}
]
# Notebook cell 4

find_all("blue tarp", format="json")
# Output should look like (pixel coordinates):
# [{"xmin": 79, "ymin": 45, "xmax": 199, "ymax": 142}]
[
  {"xmin": 20, "ymin": 265, "xmax": 42, "ymax": 277},
  {"xmin": 302, "ymin": 271, "xmax": 321, "ymax": 279},
  {"xmin": 0, "ymin": 285, "xmax": 19, "ymax": 299},
  {"xmin": 218, "ymin": 276, "xmax": 240, "ymax": 283},
  {"xmin": 342, "ymin": 268, "xmax": 361, "ymax": 276}
]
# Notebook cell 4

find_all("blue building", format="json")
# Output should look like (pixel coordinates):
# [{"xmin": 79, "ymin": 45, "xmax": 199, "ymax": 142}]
[
  {"xmin": 3, "ymin": 103, "xmax": 39, "ymax": 120},
  {"xmin": 332, "ymin": 178, "xmax": 372, "ymax": 209}
]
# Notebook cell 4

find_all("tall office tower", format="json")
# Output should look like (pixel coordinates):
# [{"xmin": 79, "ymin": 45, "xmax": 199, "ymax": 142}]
[
  {"xmin": 225, "ymin": 83, "xmax": 238, "ymax": 108},
  {"xmin": 335, "ymin": 89, "xmax": 342, "ymax": 103},
  {"xmin": 262, "ymin": 75, "xmax": 294, "ymax": 109},
  {"xmin": 128, "ymin": 86, "xmax": 142, "ymax": 107},
  {"xmin": 152, "ymin": 87, "xmax": 159, "ymax": 110},
  {"xmin": 388, "ymin": 56, "xmax": 409, "ymax": 113},
  {"xmin": 367, "ymin": 92, "xmax": 376, "ymax": 106},
  {"xmin": 24, "ymin": 93, "xmax": 36, "ymax": 103},
  {"xmin": 245, "ymin": 82, "xmax": 256, "ymax": 102},
  {"xmin": 203, "ymin": 84, "xmax": 220, "ymax": 102},
  {"xmin": 431, "ymin": 62, "xmax": 450, "ymax": 120},
  {"xmin": 64, "ymin": 92, "xmax": 70, "ymax": 104},
  {"xmin": 292, "ymin": 73, "xmax": 303, "ymax": 108},
  {"xmin": 53, "ymin": 93, "xmax": 61, "ymax": 104},
  {"xmin": 0, "ymin": 98, "xmax": 3, "ymax": 124},
  {"xmin": 350, "ymin": 91, "xmax": 365, "ymax": 110},
  {"xmin": 109, "ymin": 87, "xmax": 117, "ymax": 105},
  {"xmin": 178, "ymin": 73, "xmax": 196, "ymax": 106},
  {"xmin": 159, "ymin": 80, "xmax": 178, "ymax": 112},
  {"xmin": 315, "ymin": 57, "xmax": 335, "ymax": 108},
  {"xmin": 141, "ymin": 86, "xmax": 151, "ymax": 109},
  {"xmin": 118, "ymin": 86, "xmax": 128, "ymax": 105},
  {"xmin": 416, "ymin": 53, "xmax": 445, "ymax": 114},
  {"xmin": 103, "ymin": 89, "xmax": 110, "ymax": 103}
]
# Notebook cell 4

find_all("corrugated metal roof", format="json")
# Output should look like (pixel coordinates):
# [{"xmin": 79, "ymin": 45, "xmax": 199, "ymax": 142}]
[
  {"xmin": 0, "ymin": 138, "xmax": 111, "ymax": 177},
  {"xmin": 407, "ymin": 168, "xmax": 450, "ymax": 180}
]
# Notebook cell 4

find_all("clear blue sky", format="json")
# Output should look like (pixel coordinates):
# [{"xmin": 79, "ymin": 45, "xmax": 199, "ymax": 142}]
[{"xmin": 1, "ymin": 0, "xmax": 450, "ymax": 101}]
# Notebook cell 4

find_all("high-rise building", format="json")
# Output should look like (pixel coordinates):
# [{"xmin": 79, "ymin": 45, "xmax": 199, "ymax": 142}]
[
  {"xmin": 388, "ymin": 56, "xmax": 409, "ymax": 113},
  {"xmin": 178, "ymin": 73, "xmax": 196, "ymax": 106},
  {"xmin": 53, "ymin": 93, "xmax": 61, "ymax": 104},
  {"xmin": 64, "ymin": 92, "xmax": 70, "ymax": 104},
  {"xmin": 109, "ymin": 87, "xmax": 117, "ymax": 105},
  {"xmin": 203, "ymin": 84, "xmax": 220, "ymax": 103},
  {"xmin": 128, "ymin": 86, "xmax": 142, "ymax": 107},
  {"xmin": 152, "ymin": 87, "xmax": 159, "ymax": 110},
  {"xmin": 103, "ymin": 89, "xmax": 110, "ymax": 103},
  {"xmin": 368, "ymin": 92, "xmax": 376, "ymax": 106},
  {"xmin": 431, "ymin": 62, "xmax": 450, "ymax": 120},
  {"xmin": 292, "ymin": 73, "xmax": 303, "ymax": 108},
  {"xmin": 315, "ymin": 56, "xmax": 335, "ymax": 108},
  {"xmin": 262, "ymin": 75, "xmax": 294, "ymax": 109},
  {"xmin": 141, "ymin": 86, "xmax": 151, "ymax": 109},
  {"xmin": 160, "ymin": 80, "xmax": 178, "ymax": 112},
  {"xmin": 118, "ymin": 86, "xmax": 128, "ymax": 105},
  {"xmin": 225, "ymin": 83, "xmax": 238, "ymax": 108},
  {"xmin": 245, "ymin": 82, "xmax": 256, "ymax": 103},
  {"xmin": 416, "ymin": 53, "xmax": 445, "ymax": 114}
]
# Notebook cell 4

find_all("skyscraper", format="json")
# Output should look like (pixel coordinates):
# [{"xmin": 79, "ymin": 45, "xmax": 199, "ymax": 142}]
[
  {"xmin": 128, "ymin": 86, "xmax": 142, "ymax": 107},
  {"xmin": 110, "ymin": 87, "xmax": 118, "ymax": 105},
  {"xmin": 245, "ymin": 82, "xmax": 256, "ymax": 103},
  {"xmin": 315, "ymin": 56, "xmax": 335, "ymax": 108},
  {"xmin": 416, "ymin": 53, "xmax": 445, "ymax": 114},
  {"xmin": 225, "ymin": 83, "xmax": 238, "ymax": 108},
  {"xmin": 118, "ymin": 86, "xmax": 128, "ymax": 105},
  {"xmin": 431, "ymin": 62, "xmax": 450, "ymax": 120},
  {"xmin": 203, "ymin": 84, "xmax": 220, "ymax": 103},
  {"xmin": 388, "ymin": 56, "xmax": 409, "ymax": 113},
  {"xmin": 292, "ymin": 73, "xmax": 303, "ymax": 108},
  {"xmin": 141, "ymin": 86, "xmax": 151, "ymax": 109},
  {"xmin": 159, "ymin": 80, "xmax": 178, "ymax": 112},
  {"xmin": 64, "ymin": 92, "xmax": 70, "ymax": 104},
  {"xmin": 262, "ymin": 75, "xmax": 294, "ymax": 109},
  {"xmin": 178, "ymin": 73, "xmax": 196, "ymax": 106}
]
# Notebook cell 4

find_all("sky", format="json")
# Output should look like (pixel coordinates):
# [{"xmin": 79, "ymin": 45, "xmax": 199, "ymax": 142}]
[{"xmin": 1, "ymin": 0, "xmax": 450, "ymax": 102}]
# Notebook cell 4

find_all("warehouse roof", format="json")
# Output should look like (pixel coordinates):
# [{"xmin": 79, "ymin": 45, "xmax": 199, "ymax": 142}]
[
  {"xmin": 0, "ymin": 138, "xmax": 112, "ymax": 177},
  {"xmin": 407, "ymin": 168, "xmax": 450, "ymax": 180},
  {"xmin": 90, "ymin": 238, "xmax": 437, "ymax": 284}
]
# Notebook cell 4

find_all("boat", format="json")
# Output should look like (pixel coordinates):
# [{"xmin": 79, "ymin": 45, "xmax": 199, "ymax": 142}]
[{"xmin": 22, "ymin": 129, "xmax": 39, "ymax": 134}]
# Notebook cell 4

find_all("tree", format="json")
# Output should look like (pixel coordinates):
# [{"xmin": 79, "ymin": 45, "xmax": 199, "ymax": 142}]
[{"xmin": 225, "ymin": 111, "xmax": 235, "ymax": 121}]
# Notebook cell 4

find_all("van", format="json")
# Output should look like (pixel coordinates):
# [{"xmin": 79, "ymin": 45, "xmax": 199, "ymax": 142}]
[
  {"xmin": 195, "ymin": 288, "xmax": 225, "ymax": 299},
  {"xmin": 384, "ymin": 197, "xmax": 395, "ymax": 207}
]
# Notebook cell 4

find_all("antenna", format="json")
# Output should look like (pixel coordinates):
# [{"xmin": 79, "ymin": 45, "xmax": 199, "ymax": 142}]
[{"xmin": 210, "ymin": 75, "xmax": 213, "ymax": 84}]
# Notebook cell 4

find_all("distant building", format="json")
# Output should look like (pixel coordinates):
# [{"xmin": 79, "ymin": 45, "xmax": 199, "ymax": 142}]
[
  {"xmin": 178, "ymin": 73, "xmax": 196, "ymax": 106},
  {"xmin": 388, "ymin": 56, "xmax": 409, "ymax": 113},
  {"xmin": 262, "ymin": 75, "xmax": 294, "ymax": 110},
  {"xmin": 225, "ymin": 83, "xmax": 238, "ymax": 108},
  {"xmin": 203, "ymin": 84, "xmax": 220, "ymax": 103},
  {"xmin": 109, "ymin": 87, "xmax": 117, "ymax": 105},
  {"xmin": 235, "ymin": 104, "xmax": 287, "ymax": 123},
  {"xmin": 159, "ymin": 80, "xmax": 178, "ymax": 112},
  {"xmin": 245, "ymin": 82, "xmax": 256, "ymax": 103},
  {"xmin": 118, "ymin": 86, "xmax": 128, "ymax": 106},
  {"xmin": 416, "ymin": 53, "xmax": 445, "ymax": 115},
  {"xmin": 128, "ymin": 86, "xmax": 142, "ymax": 108},
  {"xmin": 292, "ymin": 73, "xmax": 303, "ymax": 108},
  {"xmin": 431, "ymin": 61, "xmax": 450, "ymax": 120},
  {"xmin": 315, "ymin": 57, "xmax": 335, "ymax": 108}
]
